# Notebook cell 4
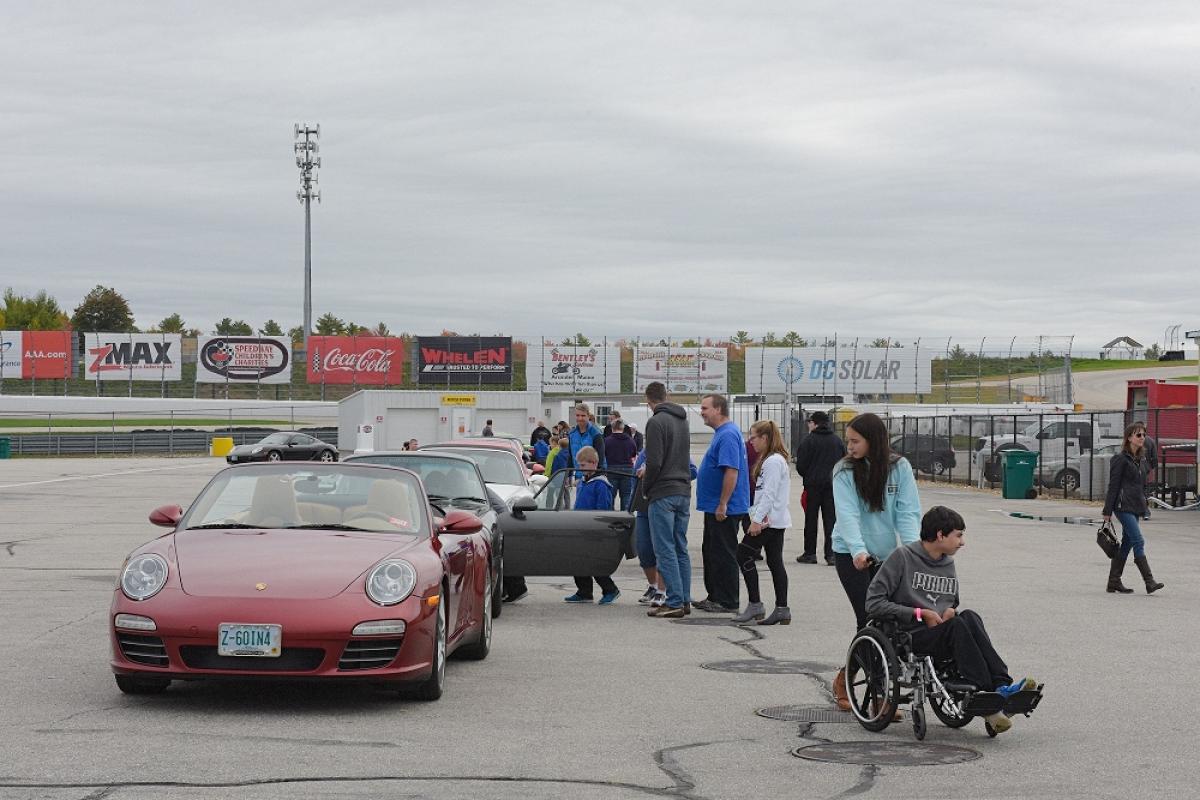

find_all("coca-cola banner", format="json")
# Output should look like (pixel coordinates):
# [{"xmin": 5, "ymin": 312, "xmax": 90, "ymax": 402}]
[
  {"xmin": 526, "ymin": 343, "xmax": 620, "ymax": 394},
  {"xmin": 634, "ymin": 346, "xmax": 728, "ymax": 394},
  {"xmin": 306, "ymin": 336, "xmax": 404, "ymax": 385},
  {"xmin": 84, "ymin": 333, "xmax": 182, "ymax": 381},
  {"xmin": 0, "ymin": 330, "xmax": 73, "ymax": 379},
  {"xmin": 417, "ymin": 336, "xmax": 512, "ymax": 385},
  {"xmin": 196, "ymin": 335, "xmax": 291, "ymax": 384}
]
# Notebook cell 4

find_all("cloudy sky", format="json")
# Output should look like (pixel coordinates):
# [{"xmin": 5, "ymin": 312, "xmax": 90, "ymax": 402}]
[{"xmin": 4, "ymin": 2, "xmax": 1198, "ymax": 351}]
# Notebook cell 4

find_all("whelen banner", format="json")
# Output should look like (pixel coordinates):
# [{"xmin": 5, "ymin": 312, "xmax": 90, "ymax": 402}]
[
  {"xmin": 634, "ymin": 346, "xmax": 728, "ymax": 394},
  {"xmin": 417, "ymin": 336, "xmax": 512, "ymax": 385},
  {"xmin": 306, "ymin": 335, "xmax": 404, "ymax": 385},
  {"xmin": 84, "ymin": 333, "xmax": 182, "ymax": 381},
  {"xmin": 196, "ymin": 335, "xmax": 291, "ymax": 384},
  {"xmin": 0, "ymin": 330, "xmax": 74, "ymax": 379},
  {"xmin": 743, "ymin": 347, "xmax": 933, "ymax": 394},
  {"xmin": 526, "ymin": 344, "xmax": 621, "ymax": 394}
]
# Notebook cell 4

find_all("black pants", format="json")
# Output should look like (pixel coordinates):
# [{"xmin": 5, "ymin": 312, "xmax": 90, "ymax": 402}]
[
  {"xmin": 702, "ymin": 513, "xmax": 744, "ymax": 608},
  {"xmin": 737, "ymin": 527, "xmax": 788, "ymax": 606},
  {"xmin": 802, "ymin": 482, "xmax": 836, "ymax": 559},
  {"xmin": 908, "ymin": 610, "xmax": 1013, "ymax": 692},
  {"xmin": 573, "ymin": 575, "xmax": 617, "ymax": 598},
  {"xmin": 835, "ymin": 552, "xmax": 882, "ymax": 633},
  {"xmin": 502, "ymin": 575, "xmax": 527, "ymax": 598}
]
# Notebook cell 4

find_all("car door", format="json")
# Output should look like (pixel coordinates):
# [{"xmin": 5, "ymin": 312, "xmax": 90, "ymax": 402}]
[
  {"xmin": 433, "ymin": 515, "xmax": 475, "ymax": 642},
  {"xmin": 500, "ymin": 470, "xmax": 635, "ymax": 576}
]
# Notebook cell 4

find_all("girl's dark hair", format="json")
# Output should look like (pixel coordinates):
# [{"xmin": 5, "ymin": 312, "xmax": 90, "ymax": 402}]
[
  {"xmin": 1122, "ymin": 422, "xmax": 1146, "ymax": 458},
  {"xmin": 844, "ymin": 413, "xmax": 893, "ymax": 512}
]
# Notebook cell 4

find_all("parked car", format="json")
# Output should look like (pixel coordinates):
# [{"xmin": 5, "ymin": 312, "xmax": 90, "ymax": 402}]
[
  {"xmin": 1037, "ymin": 443, "xmax": 1121, "ymax": 492},
  {"xmin": 890, "ymin": 434, "xmax": 957, "ymax": 475},
  {"xmin": 344, "ymin": 450, "xmax": 504, "ymax": 618},
  {"xmin": 419, "ymin": 443, "xmax": 545, "ymax": 507},
  {"xmin": 109, "ymin": 463, "xmax": 492, "ymax": 700},
  {"xmin": 226, "ymin": 432, "xmax": 337, "ymax": 464},
  {"xmin": 974, "ymin": 417, "xmax": 1121, "ymax": 481}
]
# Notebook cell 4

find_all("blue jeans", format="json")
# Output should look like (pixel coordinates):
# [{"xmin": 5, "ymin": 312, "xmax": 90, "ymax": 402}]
[
  {"xmin": 635, "ymin": 513, "xmax": 656, "ymax": 569},
  {"xmin": 649, "ymin": 495, "xmax": 691, "ymax": 608},
  {"xmin": 609, "ymin": 470, "xmax": 634, "ymax": 511},
  {"xmin": 1115, "ymin": 511, "xmax": 1146, "ymax": 558}
]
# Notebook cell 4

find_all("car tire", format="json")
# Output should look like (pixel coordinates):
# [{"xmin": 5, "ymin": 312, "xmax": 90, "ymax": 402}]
[
  {"xmin": 115, "ymin": 674, "xmax": 169, "ymax": 695},
  {"xmin": 1057, "ymin": 469, "xmax": 1080, "ymax": 492},
  {"xmin": 318, "ymin": 450, "xmax": 336, "ymax": 462},
  {"xmin": 402, "ymin": 596, "xmax": 446, "ymax": 701},
  {"xmin": 456, "ymin": 572, "xmax": 493, "ymax": 661},
  {"xmin": 930, "ymin": 458, "xmax": 948, "ymax": 475},
  {"xmin": 267, "ymin": 451, "xmax": 283, "ymax": 462}
]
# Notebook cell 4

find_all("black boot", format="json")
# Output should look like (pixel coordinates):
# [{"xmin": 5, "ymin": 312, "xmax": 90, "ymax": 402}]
[
  {"xmin": 1107, "ymin": 554, "xmax": 1134, "ymax": 594},
  {"xmin": 1133, "ymin": 555, "xmax": 1164, "ymax": 594}
]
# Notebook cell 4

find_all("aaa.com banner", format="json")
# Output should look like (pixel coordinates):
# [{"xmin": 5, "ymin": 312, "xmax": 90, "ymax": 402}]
[
  {"xmin": 306, "ymin": 336, "xmax": 404, "ymax": 385},
  {"xmin": 0, "ymin": 331, "xmax": 73, "ymax": 379},
  {"xmin": 634, "ymin": 347, "xmax": 727, "ymax": 394},
  {"xmin": 526, "ymin": 344, "xmax": 620, "ymax": 394},
  {"xmin": 196, "ymin": 335, "xmax": 291, "ymax": 384},
  {"xmin": 84, "ymin": 333, "xmax": 182, "ymax": 381},
  {"xmin": 417, "ymin": 336, "xmax": 512, "ymax": 385},
  {"xmin": 743, "ymin": 347, "xmax": 932, "ymax": 394}
]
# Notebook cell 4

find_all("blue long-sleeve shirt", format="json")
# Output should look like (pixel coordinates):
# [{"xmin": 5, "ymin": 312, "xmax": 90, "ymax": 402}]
[
  {"xmin": 831, "ymin": 457, "xmax": 921, "ymax": 560},
  {"xmin": 574, "ymin": 474, "xmax": 614, "ymax": 511}
]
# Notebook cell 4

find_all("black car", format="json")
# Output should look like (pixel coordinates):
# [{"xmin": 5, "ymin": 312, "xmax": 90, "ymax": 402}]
[
  {"xmin": 225, "ymin": 432, "xmax": 338, "ymax": 464},
  {"xmin": 890, "ymin": 434, "xmax": 957, "ymax": 475}
]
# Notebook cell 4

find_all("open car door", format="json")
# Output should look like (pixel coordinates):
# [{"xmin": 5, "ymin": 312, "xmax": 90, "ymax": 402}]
[{"xmin": 500, "ymin": 470, "xmax": 635, "ymax": 576}]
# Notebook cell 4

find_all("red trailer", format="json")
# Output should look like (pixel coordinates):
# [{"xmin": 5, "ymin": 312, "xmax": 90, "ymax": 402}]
[{"xmin": 1127, "ymin": 380, "xmax": 1198, "ymax": 504}]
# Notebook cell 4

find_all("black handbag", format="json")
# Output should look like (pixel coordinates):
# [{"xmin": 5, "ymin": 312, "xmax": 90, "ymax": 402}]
[{"xmin": 1096, "ymin": 520, "xmax": 1120, "ymax": 559}]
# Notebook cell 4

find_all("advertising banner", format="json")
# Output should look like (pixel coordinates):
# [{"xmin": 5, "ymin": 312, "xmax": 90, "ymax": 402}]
[
  {"xmin": 84, "ymin": 333, "xmax": 182, "ymax": 381},
  {"xmin": 743, "ymin": 347, "xmax": 933, "ymax": 394},
  {"xmin": 526, "ymin": 344, "xmax": 621, "ymax": 394},
  {"xmin": 634, "ymin": 347, "xmax": 728, "ymax": 394},
  {"xmin": 417, "ymin": 336, "xmax": 512, "ymax": 385},
  {"xmin": 196, "ymin": 335, "xmax": 291, "ymax": 384},
  {"xmin": 0, "ymin": 331, "xmax": 74, "ymax": 379},
  {"xmin": 306, "ymin": 335, "xmax": 404, "ymax": 385},
  {"xmin": 0, "ymin": 331, "xmax": 23, "ymax": 378}
]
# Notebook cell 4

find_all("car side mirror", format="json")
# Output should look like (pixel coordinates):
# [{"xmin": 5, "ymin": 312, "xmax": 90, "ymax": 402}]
[
  {"xmin": 531, "ymin": 463, "xmax": 545, "ymax": 474},
  {"xmin": 441, "ymin": 510, "xmax": 483, "ymax": 533},
  {"xmin": 149, "ymin": 504, "xmax": 183, "ymax": 528},
  {"xmin": 512, "ymin": 497, "xmax": 537, "ymax": 513}
]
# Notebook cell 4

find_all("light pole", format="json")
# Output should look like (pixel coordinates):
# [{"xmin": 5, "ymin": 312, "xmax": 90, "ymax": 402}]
[
  {"xmin": 1188, "ymin": 329, "xmax": 1200, "ymax": 503},
  {"xmin": 294, "ymin": 123, "xmax": 321, "ymax": 352}
]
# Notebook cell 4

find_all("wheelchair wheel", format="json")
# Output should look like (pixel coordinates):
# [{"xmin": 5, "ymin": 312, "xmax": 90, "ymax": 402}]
[
  {"xmin": 929, "ymin": 693, "xmax": 974, "ymax": 729},
  {"xmin": 845, "ymin": 627, "xmax": 900, "ymax": 732},
  {"xmin": 912, "ymin": 705, "xmax": 927, "ymax": 741}
]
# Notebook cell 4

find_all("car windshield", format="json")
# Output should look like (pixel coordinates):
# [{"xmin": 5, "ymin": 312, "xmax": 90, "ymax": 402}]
[
  {"xmin": 182, "ymin": 464, "xmax": 428, "ymax": 535},
  {"xmin": 347, "ymin": 455, "xmax": 488, "ymax": 505},
  {"xmin": 423, "ymin": 448, "xmax": 525, "ymax": 485},
  {"xmin": 259, "ymin": 433, "xmax": 292, "ymax": 445}
]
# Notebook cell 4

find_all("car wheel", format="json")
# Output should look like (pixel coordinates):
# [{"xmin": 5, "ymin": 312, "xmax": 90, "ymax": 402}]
[
  {"xmin": 318, "ymin": 450, "xmax": 336, "ymax": 462},
  {"xmin": 930, "ymin": 458, "xmax": 947, "ymax": 475},
  {"xmin": 1057, "ymin": 469, "xmax": 1080, "ymax": 492},
  {"xmin": 267, "ymin": 451, "xmax": 282, "ymax": 462},
  {"xmin": 403, "ymin": 596, "xmax": 446, "ymax": 701},
  {"xmin": 456, "ymin": 572, "xmax": 493, "ymax": 661},
  {"xmin": 115, "ymin": 674, "xmax": 169, "ymax": 695}
]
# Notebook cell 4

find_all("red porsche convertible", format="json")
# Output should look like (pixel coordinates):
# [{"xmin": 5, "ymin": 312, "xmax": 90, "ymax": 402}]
[{"xmin": 110, "ymin": 463, "xmax": 492, "ymax": 700}]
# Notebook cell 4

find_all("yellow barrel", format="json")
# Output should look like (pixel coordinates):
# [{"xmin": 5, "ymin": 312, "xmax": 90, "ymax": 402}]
[{"xmin": 210, "ymin": 437, "xmax": 235, "ymax": 457}]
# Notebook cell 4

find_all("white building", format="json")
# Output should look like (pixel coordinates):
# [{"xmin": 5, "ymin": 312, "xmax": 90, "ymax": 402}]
[{"xmin": 338, "ymin": 390, "xmax": 542, "ymax": 452}]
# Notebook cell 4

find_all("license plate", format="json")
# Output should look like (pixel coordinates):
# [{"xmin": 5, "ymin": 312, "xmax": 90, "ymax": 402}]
[{"xmin": 218, "ymin": 623, "xmax": 282, "ymax": 657}]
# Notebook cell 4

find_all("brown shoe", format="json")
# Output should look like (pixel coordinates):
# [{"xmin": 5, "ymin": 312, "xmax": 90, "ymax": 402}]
[
  {"xmin": 833, "ymin": 667, "xmax": 851, "ymax": 711},
  {"xmin": 649, "ymin": 606, "xmax": 686, "ymax": 618}
]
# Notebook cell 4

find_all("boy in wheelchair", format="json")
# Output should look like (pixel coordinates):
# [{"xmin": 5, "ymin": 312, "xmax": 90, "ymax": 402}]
[{"xmin": 861, "ymin": 505, "xmax": 1039, "ymax": 736}]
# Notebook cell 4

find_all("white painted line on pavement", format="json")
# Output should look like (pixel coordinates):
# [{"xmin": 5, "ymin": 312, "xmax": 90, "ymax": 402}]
[{"xmin": 0, "ymin": 462, "xmax": 215, "ymax": 491}]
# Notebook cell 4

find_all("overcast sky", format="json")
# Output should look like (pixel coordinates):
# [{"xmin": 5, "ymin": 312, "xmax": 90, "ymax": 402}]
[{"xmin": 3, "ymin": 2, "xmax": 1198, "ymax": 352}]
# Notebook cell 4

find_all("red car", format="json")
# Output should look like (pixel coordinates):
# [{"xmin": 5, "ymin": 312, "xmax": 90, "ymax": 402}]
[{"xmin": 109, "ymin": 463, "xmax": 492, "ymax": 700}]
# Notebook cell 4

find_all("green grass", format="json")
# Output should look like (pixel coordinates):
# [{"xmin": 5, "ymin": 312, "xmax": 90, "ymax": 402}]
[
  {"xmin": 1068, "ymin": 358, "xmax": 1198, "ymax": 372},
  {"xmin": 0, "ymin": 418, "xmax": 291, "ymax": 428}
]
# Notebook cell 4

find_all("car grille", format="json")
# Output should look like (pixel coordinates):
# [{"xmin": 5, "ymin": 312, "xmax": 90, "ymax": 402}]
[
  {"xmin": 338, "ymin": 638, "xmax": 403, "ymax": 671},
  {"xmin": 179, "ymin": 646, "xmax": 325, "ymax": 672},
  {"xmin": 117, "ymin": 633, "xmax": 169, "ymax": 667}
]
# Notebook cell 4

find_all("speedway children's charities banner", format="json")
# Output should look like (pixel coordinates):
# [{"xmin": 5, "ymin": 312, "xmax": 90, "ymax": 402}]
[
  {"xmin": 196, "ymin": 335, "xmax": 291, "ymax": 384},
  {"xmin": 526, "ymin": 344, "xmax": 621, "ymax": 394},
  {"xmin": 634, "ymin": 347, "xmax": 727, "ymax": 394},
  {"xmin": 743, "ymin": 347, "xmax": 933, "ymax": 394},
  {"xmin": 306, "ymin": 335, "xmax": 404, "ymax": 385},
  {"xmin": 416, "ymin": 336, "xmax": 512, "ymax": 385},
  {"xmin": 0, "ymin": 331, "xmax": 73, "ymax": 379},
  {"xmin": 84, "ymin": 333, "xmax": 182, "ymax": 381}
]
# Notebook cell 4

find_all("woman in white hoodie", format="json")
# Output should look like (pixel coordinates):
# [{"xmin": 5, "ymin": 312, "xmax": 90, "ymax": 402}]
[{"xmin": 734, "ymin": 420, "xmax": 793, "ymax": 625}]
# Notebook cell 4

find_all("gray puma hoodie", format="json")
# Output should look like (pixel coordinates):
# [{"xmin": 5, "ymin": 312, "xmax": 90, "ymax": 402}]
[{"xmin": 864, "ymin": 541, "xmax": 959, "ymax": 628}]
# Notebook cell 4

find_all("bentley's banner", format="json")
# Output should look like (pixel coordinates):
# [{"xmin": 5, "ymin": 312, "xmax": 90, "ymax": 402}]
[
  {"xmin": 196, "ymin": 335, "xmax": 291, "ymax": 384},
  {"xmin": 525, "ymin": 343, "xmax": 620, "ymax": 394}
]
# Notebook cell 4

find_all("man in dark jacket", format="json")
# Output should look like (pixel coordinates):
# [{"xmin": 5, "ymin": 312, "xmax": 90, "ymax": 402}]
[
  {"xmin": 603, "ymin": 418, "xmax": 638, "ymax": 510},
  {"xmin": 642, "ymin": 381, "xmax": 693, "ymax": 618},
  {"xmin": 529, "ymin": 420, "xmax": 551, "ymax": 447},
  {"xmin": 794, "ymin": 410, "xmax": 846, "ymax": 565}
]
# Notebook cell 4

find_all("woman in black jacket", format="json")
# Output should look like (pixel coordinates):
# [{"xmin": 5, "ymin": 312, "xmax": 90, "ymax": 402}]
[{"xmin": 1103, "ymin": 422, "xmax": 1164, "ymax": 594}]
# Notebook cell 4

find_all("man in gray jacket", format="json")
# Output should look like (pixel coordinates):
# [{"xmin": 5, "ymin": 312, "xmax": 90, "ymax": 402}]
[
  {"xmin": 865, "ymin": 506, "xmax": 1036, "ymax": 734},
  {"xmin": 642, "ymin": 381, "xmax": 694, "ymax": 618}
]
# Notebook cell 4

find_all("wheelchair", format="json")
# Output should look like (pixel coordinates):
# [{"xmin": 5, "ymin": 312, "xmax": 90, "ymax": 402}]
[{"xmin": 844, "ymin": 618, "xmax": 1044, "ymax": 740}]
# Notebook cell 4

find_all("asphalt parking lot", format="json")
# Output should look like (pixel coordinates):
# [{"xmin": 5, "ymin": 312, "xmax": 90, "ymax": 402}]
[{"xmin": 1, "ymin": 457, "xmax": 1196, "ymax": 800}]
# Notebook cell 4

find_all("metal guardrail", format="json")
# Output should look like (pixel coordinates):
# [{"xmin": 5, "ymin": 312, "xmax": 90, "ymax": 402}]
[{"xmin": 1, "ymin": 428, "xmax": 339, "ymax": 457}]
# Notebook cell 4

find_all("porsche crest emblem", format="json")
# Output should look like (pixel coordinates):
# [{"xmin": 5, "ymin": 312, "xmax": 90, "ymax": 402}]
[{"xmin": 255, "ymin": 583, "xmax": 268, "ymax": 591}]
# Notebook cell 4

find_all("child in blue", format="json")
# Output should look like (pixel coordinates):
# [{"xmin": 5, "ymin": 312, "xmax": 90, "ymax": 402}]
[
  {"xmin": 563, "ymin": 446, "xmax": 621, "ymax": 605},
  {"xmin": 533, "ymin": 436, "xmax": 551, "ymax": 465}
]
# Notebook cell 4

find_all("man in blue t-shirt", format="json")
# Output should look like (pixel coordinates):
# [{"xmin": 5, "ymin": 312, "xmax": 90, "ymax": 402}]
[{"xmin": 694, "ymin": 393, "xmax": 751, "ymax": 612}]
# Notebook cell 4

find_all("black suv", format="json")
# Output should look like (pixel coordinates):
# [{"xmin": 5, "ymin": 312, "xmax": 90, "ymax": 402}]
[{"xmin": 890, "ymin": 434, "xmax": 957, "ymax": 475}]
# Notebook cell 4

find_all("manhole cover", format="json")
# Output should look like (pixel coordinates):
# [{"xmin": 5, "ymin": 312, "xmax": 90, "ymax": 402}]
[
  {"xmin": 793, "ymin": 741, "xmax": 981, "ymax": 766},
  {"xmin": 701, "ymin": 659, "xmax": 835, "ymax": 674},
  {"xmin": 757, "ymin": 705, "xmax": 854, "ymax": 723},
  {"xmin": 671, "ymin": 618, "xmax": 745, "ymax": 627}
]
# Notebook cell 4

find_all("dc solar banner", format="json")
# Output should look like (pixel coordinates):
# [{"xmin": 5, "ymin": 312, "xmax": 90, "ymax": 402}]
[
  {"xmin": 306, "ymin": 336, "xmax": 404, "ymax": 385},
  {"xmin": 196, "ymin": 335, "xmax": 291, "ymax": 384},
  {"xmin": 634, "ymin": 347, "xmax": 727, "ymax": 394},
  {"xmin": 84, "ymin": 333, "xmax": 182, "ymax": 381},
  {"xmin": 417, "ymin": 336, "xmax": 512, "ymax": 385},
  {"xmin": 743, "ymin": 347, "xmax": 933, "ymax": 394},
  {"xmin": 0, "ymin": 331, "xmax": 74, "ymax": 379},
  {"xmin": 526, "ymin": 344, "xmax": 620, "ymax": 394}
]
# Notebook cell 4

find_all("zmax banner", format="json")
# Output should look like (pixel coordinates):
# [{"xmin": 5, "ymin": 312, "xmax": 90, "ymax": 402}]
[
  {"xmin": 417, "ymin": 336, "xmax": 512, "ymax": 385},
  {"xmin": 84, "ymin": 333, "xmax": 182, "ymax": 381},
  {"xmin": 196, "ymin": 335, "xmax": 291, "ymax": 384}
]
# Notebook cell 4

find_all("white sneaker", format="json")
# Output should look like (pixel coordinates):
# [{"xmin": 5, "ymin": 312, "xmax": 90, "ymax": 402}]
[
  {"xmin": 649, "ymin": 591, "xmax": 668, "ymax": 607},
  {"xmin": 637, "ymin": 586, "xmax": 657, "ymax": 604}
]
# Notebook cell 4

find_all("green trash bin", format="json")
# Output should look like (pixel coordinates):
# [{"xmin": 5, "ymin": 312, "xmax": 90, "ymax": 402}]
[
  {"xmin": 1001, "ymin": 450, "xmax": 1038, "ymax": 499},
  {"xmin": 0, "ymin": 437, "xmax": 10, "ymax": 459}
]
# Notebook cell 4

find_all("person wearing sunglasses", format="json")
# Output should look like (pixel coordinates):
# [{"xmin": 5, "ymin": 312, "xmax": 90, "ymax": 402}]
[{"xmin": 1102, "ymin": 423, "xmax": 1164, "ymax": 594}]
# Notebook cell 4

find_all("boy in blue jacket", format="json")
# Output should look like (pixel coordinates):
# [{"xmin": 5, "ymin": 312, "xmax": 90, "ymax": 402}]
[{"xmin": 563, "ymin": 447, "xmax": 621, "ymax": 605}]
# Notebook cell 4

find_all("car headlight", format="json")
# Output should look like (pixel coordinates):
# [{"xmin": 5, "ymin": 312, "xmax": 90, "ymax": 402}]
[
  {"xmin": 252, "ymin": 446, "xmax": 263, "ymax": 454},
  {"xmin": 121, "ymin": 554, "xmax": 169, "ymax": 601},
  {"xmin": 365, "ymin": 560, "xmax": 417, "ymax": 606}
]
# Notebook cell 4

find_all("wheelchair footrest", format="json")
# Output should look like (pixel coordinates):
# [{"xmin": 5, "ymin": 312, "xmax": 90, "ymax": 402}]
[
  {"xmin": 1003, "ymin": 688, "xmax": 1044, "ymax": 715},
  {"xmin": 963, "ymin": 687, "xmax": 1044, "ymax": 716},
  {"xmin": 964, "ymin": 692, "xmax": 1006, "ymax": 715}
]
